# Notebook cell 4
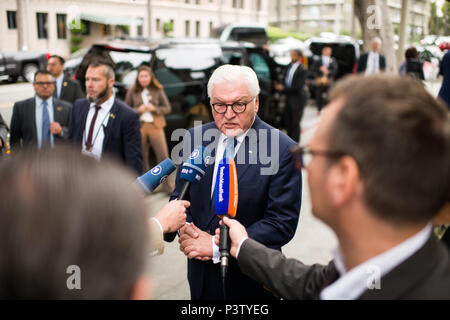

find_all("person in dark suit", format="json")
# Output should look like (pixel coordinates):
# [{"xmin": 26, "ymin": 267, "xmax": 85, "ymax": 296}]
[
  {"xmin": 217, "ymin": 74, "xmax": 450, "ymax": 299},
  {"xmin": 10, "ymin": 70, "xmax": 72, "ymax": 150},
  {"xmin": 275, "ymin": 49, "xmax": 307, "ymax": 143},
  {"xmin": 47, "ymin": 55, "xmax": 84, "ymax": 104},
  {"xmin": 0, "ymin": 112, "xmax": 8, "ymax": 156},
  {"xmin": 357, "ymin": 38, "xmax": 386, "ymax": 75},
  {"xmin": 399, "ymin": 47, "xmax": 425, "ymax": 81},
  {"xmin": 310, "ymin": 46, "xmax": 338, "ymax": 111},
  {"xmin": 67, "ymin": 61, "xmax": 143, "ymax": 175},
  {"xmin": 171, "ymin": 64, "xmax": 302, "ymax": 300},
  {"xmin": 438, "ymin": 50, "xmax": 450, "ymax": 109}
]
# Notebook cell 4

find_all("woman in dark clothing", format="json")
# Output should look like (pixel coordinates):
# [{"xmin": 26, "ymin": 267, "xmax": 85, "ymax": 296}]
[{"xmin": 399, "ymin": 47, "xmax": 425, "ymax": 81}]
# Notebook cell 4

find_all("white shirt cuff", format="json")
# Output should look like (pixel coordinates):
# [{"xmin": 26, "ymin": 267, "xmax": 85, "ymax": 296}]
[
  {"xmin": 152, "ymin": 217, "xmax": 164, "ymax": 234},
  {"xmin": 212, "ymin": 236, "xmax": 220, "ymax": 264},
  {"xmin": 236, "ymin": 237, "xmax": 249, "ymax": 259}
]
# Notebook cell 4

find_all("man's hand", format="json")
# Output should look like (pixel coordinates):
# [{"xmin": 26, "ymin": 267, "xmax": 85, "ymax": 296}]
[
  {"xmin": 275, "ymin": 83, "xmax": 284, "ymax": 91},
  {"xmin": 50, "ymin": 122, "xmax": 62, "ymax": 136},
  {"xmin": 146, "ymin": 103, "xmax": 157, "ymax": 112},
  {"xmin": 214, "ymin": 217, "xmax": 248, "ymax": 258},
  {"xmin": 179, "ymin": 223, "xmax": 212, "ymax": 260},
  {"xmin": 320, "ymin": 65, "xmax": 329, "ymax": 76},
  {"xmin": 155, "ymin": 200, "xmax": 190, "ymax": 233}
]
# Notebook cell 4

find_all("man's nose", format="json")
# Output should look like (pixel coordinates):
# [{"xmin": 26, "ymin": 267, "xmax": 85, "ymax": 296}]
[{"xmin": 224, "ymin": 105, "xmax": 236, "ymax": 119}]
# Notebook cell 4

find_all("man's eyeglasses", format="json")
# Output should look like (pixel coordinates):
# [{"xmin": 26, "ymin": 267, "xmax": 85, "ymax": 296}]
[
  {"xmin": 34, "ymin": 82, "xmax": 55, "ymax": 86},
  {"xmin": 211, "ymin": 97, "xmax": 255, "ymax": 114},
  {"xmin": 289, "ymin": 145, "xmax": 346, "ymax": 170}
]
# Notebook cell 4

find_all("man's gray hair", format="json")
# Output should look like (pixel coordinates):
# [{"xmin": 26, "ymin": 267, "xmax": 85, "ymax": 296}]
[
  {"xmin": 372, "ymin": 37, "xmax": 382, "ymax": 45},
  {"xmin": 207, "ymin": 64, "xmax": 260, "ymax": 98}
]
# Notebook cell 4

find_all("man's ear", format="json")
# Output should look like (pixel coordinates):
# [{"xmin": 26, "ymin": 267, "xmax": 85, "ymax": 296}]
[
  {"xmin": 129, "ymin": 274, "xmax": 153, "ymax": 300},
  {"xmin": 327, "ymin": 156, "xmax": 360, "ymax": 207},
  {"xmin": 108, "ymin": 77, "xmax": 115, "ymax": 90}
]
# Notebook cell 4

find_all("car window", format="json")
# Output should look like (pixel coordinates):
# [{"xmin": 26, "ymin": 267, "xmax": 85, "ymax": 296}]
[
  {"xmin": 155, "ymin": 46, "xmax": 222, "ymax": 70},
  {"xmin": 109, "ymin": 51, "xmax": 152, "ymax": 82},
  {"xmin": 249, "ymin": 52, "xmax": 271, "ymax": 81},
  {"xmin": 222, "ymin": 49, "xmax": 243, "ymax": 65}
]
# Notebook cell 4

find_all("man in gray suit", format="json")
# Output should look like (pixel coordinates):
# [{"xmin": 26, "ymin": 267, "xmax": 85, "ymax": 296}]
[
  {"xmin": 47, "ymin": 55, "xmax": 84, "ymax": 104},
  {"xmin": 10, "ymin": 70, "xmax": 72, "ymax": 150},
  {"xmin": 216, "ymin": 74, "xmax": 450, "ymax": 299}
]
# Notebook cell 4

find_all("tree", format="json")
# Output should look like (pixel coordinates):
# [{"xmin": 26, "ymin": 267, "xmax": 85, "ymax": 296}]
[{"xmin": 354, "ymin": 0, "xmax": 397, "ymax": 73}]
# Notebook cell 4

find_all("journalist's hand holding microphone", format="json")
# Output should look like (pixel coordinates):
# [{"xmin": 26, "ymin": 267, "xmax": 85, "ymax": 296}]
[
  {"xmin": 155, "ymin": 200, "xmax": 190, "ymax": 233},
  {"xmin": 215, "ymin": 217, "xmax": 248, "ymax": 258}
]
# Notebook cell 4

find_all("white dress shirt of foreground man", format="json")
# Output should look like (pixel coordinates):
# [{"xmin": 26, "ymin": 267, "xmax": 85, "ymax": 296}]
[{"xmin": 216, "ymin": 74, "xmax": 450, "ymax": 300}]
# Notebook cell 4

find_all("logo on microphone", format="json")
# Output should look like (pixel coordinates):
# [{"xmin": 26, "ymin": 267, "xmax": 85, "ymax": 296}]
[
  {"xmin": 160, "ymin": 175, "xmax": 168, "ymax": 184},
  {"xmin": 151, "ymin": 165, "xmax": 162, "ymax": 175},
  {"xmin": 189, "ymin": 149, "xmax": 200, "ymax": 160}
]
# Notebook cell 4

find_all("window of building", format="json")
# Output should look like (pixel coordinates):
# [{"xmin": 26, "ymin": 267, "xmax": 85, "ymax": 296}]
[
  {"xmin": 209, "ymin": 21, "xmax": 214, "ymax": 36},
  {"xmin": 81, "ymin": 19, "xmax": 90, "ymax": 35},
  {"xmin": 7, "ymin": 11, "xmax": 17, "ymax": 29},
  {"xmin": 36, "ymin": 12, "xmax": 48, "ymax": 39},
  {"xmin": 156, "ymin": 18, "xmax": 161, "ymax": 32},
  {"xmin": 195, "ymin": 0, "xmax": 200, "ymax": 4},
  {"xmin": 101, "ymin": 24, "xmax": 111, "ymax": 36},
  {"xmin": 185, "ymin": 0, "xmax": 189, "ymax": 3},
  {"xmin": 256, "ymin": 0, "xmax": 261, "ymax": 11},
  {"xmin": 185, "ymin": 20, "xmax": 190, "ymax": 37},
  {"xmin": 56, "ymin": 14, "xmax": 67, "ymax": 39},
  {"xmin": 240, "ymin": 0, "xmax": 244, "ymax": 9},
  {"xmin": 137, "ymin": 18, "xmax": 144, "ymax": 36},
  {"xmin": 233, "ymin": 0, "xmax": 238, "ymax": 8},
  {"xmin": 195, "ymin": 21, "xmax": 201, "ymax": 37}
]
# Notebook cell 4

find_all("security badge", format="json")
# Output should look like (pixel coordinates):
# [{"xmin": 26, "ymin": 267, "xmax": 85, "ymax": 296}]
[
  {"xmin": 57, "ymin": 106, "xmax": 62, "ymax": 111},
  {"xmin": 63, "ymin": 81, "xmax": 68, "ymax": 87}
]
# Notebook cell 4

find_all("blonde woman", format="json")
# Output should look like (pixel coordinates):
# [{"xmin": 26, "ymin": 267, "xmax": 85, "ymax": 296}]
[{"xmin": 125, "ymin": 65, "xmax": 174, "ymax": 193}]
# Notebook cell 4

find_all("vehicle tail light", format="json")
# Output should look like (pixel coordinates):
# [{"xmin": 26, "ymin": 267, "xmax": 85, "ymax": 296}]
[
  {"xmin": 46, "ymin": 53, "xmax": 51, "ymax": 60},
  {"xmin": 353, "ymin": 63, "xmax": 357, "ymax": 74}
]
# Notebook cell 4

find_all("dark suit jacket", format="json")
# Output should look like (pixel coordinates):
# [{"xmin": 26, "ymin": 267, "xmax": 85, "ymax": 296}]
[
  {"xmin": 10, "ymin": 97, "xmax": 72, "ymax": 149},
  {"xmin": 67, "ymin": 98, "xmax": 143, "ymax": 175},
  {"xmin": 0, "ymin": 113, "xmax": 8, "ymax": 156},
  {"xmin": 168, "ymin": 115, "xmax": 302, "ymax": 300},
  {"xmin": 438, "ymin": 51, "xmax": 450, "ymax": 108},
  {"xmin": 54, "ymin": 77, "xmax": 84, "ymax": 104},
  {"xmin": 282, "ymin": 63, "xmax": 307, "ymax": 109},
  {"xmin": 238, "ymin": 234, "xmax": 450, "ymax": 299},
  {"xmin": 311, "ymin": 56, "xmax": 338, "ymax": 80},
  {"xmin": 357, "ymin": 52, "xmax": 386, "ymax": 73}
]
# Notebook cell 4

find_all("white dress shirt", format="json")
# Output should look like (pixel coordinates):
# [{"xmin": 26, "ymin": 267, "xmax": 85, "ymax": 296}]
[
  {"xmin": 285, "ymin": 61, "xmax": 300, "ymax": 87},
  {"xmin": 211, "ymin": 121, "xmax": 254, "ymax": 263},
  {"xmin": 365, "ymin": 51, "xmax": 380, "ymax": 75},
  {"xmin": 81, "ymin": 95, "xmax": 115, "ymax": 160},
  {"xmin": 320, "ymin": 224, "xmax": 432, "ymax": 300},
  {"xmin": 140, "ymin": 89, "xmax": 154, "ymax": 123},
  {"xmin": 35, "ymin": 96, "xmax": 54, "ymax": 149}
]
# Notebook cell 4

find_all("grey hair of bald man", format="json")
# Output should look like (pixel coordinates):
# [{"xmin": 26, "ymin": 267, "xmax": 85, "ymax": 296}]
[{"xmin": 207, "ymin": 64, "xmax": 260, "ymax": 98}]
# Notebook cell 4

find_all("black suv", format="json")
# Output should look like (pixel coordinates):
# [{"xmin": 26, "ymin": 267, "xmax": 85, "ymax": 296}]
[
  {"xmin": 65, "ymin": 38, "xmax": 280, "ymax": 151},
  {"xmin": 304, "ymin": 36, "xmax": 360, "ymax": 97}
]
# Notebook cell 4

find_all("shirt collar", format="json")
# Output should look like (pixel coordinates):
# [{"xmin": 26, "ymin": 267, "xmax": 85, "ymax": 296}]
[
  {"xmin": 90, "ymin": 94, "xmax": 115, "ymax": 112},
  {"xmin": 321, "ymin": 223, "xmax": 432, "ymax": 300},
  {"xmin": 35, "ymin": 96, "xmax": 52, "ymax": 106}
]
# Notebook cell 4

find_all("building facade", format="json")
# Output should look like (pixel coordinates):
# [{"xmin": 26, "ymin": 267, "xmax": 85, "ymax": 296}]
[
  {"xmin": 270, "ymin": 0, "xmax": 431, "ymax": 39},
  {"xmin": 1, "ymin": 0, "xmax": 268, "ymax": 57}
]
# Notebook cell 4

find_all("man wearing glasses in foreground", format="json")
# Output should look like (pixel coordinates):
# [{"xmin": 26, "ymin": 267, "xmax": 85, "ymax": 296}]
[
  {"xmin": 10, "ymin": 70, "xmax": 72, "ymax": 150},
  {"xmin": 168, "ymin": 64, "xmax": 302, "ymax": 300},
  {"xmin": 216, "ymin": 74, "xmax": 450, "ymax": 299}
]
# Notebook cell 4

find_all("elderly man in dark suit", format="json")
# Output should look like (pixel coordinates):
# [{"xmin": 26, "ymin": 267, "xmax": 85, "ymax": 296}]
[
  {"xmin": 47, "ymin": 55, "xmax": 84, "ymax": 104},
  {"xmin": 67, "ymin": 61, "xmax": 142, "ymax": 175},
  {"xmin": 357, "ymin": 37, "xmax": 386, "ymax": 75},
  {"xmin": 10, "ymin": 70, "xmax": 72, "ymax": 150},
  {"xmin": 217, "ymin": 74, "xmax": 450, "ymax": 300},
  {"xmin": 170, "ymin": 64, "xmax": 302, "ymax": 300},
  {"xmin": 275, "ymin": 49, "xmax": 307, "ymax": 143}
]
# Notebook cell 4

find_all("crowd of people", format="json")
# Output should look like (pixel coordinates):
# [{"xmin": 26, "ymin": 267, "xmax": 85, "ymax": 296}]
[{"xmin": 0, "ymin": 39, "xmax": 449, "ymax": 300}]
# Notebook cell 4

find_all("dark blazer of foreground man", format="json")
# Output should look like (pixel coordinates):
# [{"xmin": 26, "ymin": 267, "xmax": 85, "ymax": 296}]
[{"xmin": 218, "ymin": 74, "xmax": 450, "ymax": 300}]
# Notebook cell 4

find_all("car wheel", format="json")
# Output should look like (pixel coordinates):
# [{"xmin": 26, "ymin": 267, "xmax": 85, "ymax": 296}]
[{"xmin": 22, "ymin": 63, "xmax": 38, "ymax": 82}]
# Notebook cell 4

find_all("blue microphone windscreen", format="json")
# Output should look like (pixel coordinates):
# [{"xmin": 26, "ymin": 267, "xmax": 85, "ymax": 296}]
[
  {"xmin": 136, "ymin": 158, "xmax": 176, "ymax": 194},
  {"xmin": 180, "ymin": 146, "xmax": 209, "ymax": 183}
]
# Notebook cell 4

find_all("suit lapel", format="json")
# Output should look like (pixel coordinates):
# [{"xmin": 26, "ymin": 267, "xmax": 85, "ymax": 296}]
[
  {"xmin": 29, "ymin": 99, "xmax": 38, "ymax": 142},
  {"xmin": 236, "ymin": 116, "xmax": 261, "ymax": 181},
  {"xmin": 102, "ymin": 100, "xmax": 119, "ymax": 150},
  {"xmin": 52, "ymin": 98, "xmax": 63, "ymax": 124},
  {"xmin": 358, "ymin": 234, "xmax": 443, "ymax": 299}
]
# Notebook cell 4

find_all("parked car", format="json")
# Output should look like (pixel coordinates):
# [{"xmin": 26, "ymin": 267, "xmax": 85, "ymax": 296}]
[
  {"xmin": 0, "ymin": 50, "xmax": 49, "ymax": 83},
  {"xmin": 213, "ymin": 23, "xmax": 269, "ymax": 46}
]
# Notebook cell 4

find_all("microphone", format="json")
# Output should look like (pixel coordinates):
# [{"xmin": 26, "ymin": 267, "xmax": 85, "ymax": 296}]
[
  {"xmin": 178, "ymin": 146, "xmax": 209, "ymax": 200},
  {"xmin": 214, "ymin": 157, "xmax": 238, "ymax": 280},
  {"xmin": 164, "ymin": 146, "xmax": 210, "ymax": 242},
  {"xmin": 136, "ymin": 158, "xmax": 176, "ymax": 194}
]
